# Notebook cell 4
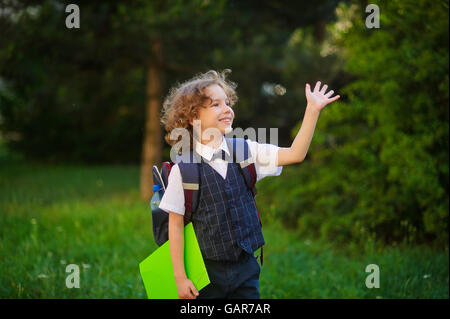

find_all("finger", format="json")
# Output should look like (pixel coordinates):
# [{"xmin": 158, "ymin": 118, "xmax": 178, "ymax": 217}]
[
  {"xmin": 305, "ymin": 83, "xmax": 312, "ymax": 95},
  {"xmin": 325, "ymin": 90, "xmax": 334, "ymax": 98},
  {"xmin": 313, "ymin": 81, "xmax": 321, "ymax": 93},
  {"xmin": 183, "ymin": 292, "xmax": 195, "ymax": 299},
  {"xmin": 320, "ymin": 84, "xmax": 328, "ymax": 94},
  {"xmin": 190, "ymin": 284, "xmax": 199, "ymax": 298},
  {"xmin": 327, "ymin": 95, "xmax": 340, "ymax": 103}
]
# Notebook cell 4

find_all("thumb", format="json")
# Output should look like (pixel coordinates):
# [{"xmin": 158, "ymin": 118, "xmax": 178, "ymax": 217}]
[{"xmin": 305, "ymin": 83, "xmax": 311, "ymax": 96}]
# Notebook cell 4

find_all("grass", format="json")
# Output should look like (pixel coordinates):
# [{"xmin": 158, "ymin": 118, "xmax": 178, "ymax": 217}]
[
  {"xmin": 261, "ymin": 223, "xmax": 448, "ymax": 298},
  {"xmin": 0, "ymin": 158, "xmax": 448, "ymax": 298}
]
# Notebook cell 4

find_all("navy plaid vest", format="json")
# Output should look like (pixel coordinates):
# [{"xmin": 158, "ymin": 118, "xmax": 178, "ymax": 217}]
[{"xmin": 191, "ymin": 159, "xmax": 265, "ymax": 262}]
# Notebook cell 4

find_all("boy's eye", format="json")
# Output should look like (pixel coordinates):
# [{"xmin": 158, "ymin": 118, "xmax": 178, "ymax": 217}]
[{"xmin": 211, "ymin": 101, "xmax": 231, "ymax": 107}]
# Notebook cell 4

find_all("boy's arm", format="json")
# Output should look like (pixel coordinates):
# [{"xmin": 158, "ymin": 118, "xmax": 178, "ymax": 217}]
[
  {"xmin": 277, "ymin": 81, "xmax": 340, "ymax": 166},
  {"xmin": 168, "ymin": 212, "xmax": 199, "ymax": 299}
]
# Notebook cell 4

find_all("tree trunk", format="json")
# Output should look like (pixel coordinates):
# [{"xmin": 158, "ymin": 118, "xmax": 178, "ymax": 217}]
[
  {"xmin": 140, "ymin": 40, "xmax": 163, "ymax": 201},
  {"xmin": 314, "ymin": 19, "xmax": 326, "ymax": 43}
]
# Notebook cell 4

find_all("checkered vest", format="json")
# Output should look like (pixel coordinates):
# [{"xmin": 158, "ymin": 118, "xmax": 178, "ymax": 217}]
[{"xmin": 191, "ymin": 159, "xmax": 265, "ymax": 261}]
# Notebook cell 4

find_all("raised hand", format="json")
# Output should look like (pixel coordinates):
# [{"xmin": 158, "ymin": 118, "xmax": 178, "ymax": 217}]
[{"xmin": 305, "ymin": 81, "xmax": 340, "ymax": 112}]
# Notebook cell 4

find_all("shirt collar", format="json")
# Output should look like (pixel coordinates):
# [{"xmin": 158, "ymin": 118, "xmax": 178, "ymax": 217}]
[{"xmin": 194, "ymin": 136, "xmax": 230, "ymax": 161}]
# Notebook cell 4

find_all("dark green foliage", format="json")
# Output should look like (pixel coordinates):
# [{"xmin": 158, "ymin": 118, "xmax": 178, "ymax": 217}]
[
  {"xmin": 0, "ymin": 0, "xmax": 341, "ymax": 163},
  {"xmin": 0, "ymin": 0, "xmax": 226, "ymax": 163},
  {"xmin": 257, "ymin": 0, "xmax": 449, "ymax": 246},
  {"xmin": 0, "ymin": 2, "xmax": 146, "ymax": 163}
]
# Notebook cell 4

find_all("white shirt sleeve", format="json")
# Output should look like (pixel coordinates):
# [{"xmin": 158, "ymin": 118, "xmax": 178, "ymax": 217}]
[
  {"xmin": 246, "ymin": 139, "xmax": 283, "ymax": 182},
  {"xmin": 158, "ymin": 164, "xmax": 185, "ymax": 216}
]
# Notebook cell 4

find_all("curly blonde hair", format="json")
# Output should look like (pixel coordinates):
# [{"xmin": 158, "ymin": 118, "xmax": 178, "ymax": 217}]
[{"xmin": 160, "ymin": 69, "xmax": 238, "ymax": 150}]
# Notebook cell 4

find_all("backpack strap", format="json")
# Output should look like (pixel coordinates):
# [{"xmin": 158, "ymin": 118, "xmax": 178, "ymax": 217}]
[
  {"xmin": 161, "ymin": 162, "xmax": 175, "ymax": 190},
  {"xmin": 176, "ymin": 152, "xmax": 201, "ymax": 226}
]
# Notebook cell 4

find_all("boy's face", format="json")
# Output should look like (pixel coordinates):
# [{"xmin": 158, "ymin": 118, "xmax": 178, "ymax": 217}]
[{"xmin": 191, "ymin": 84, "xmax": 235, "ymax": 139}]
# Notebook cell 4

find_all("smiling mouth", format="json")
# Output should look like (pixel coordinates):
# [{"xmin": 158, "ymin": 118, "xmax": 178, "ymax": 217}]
[{"xmin": 219, "ymin": 118, "xmax": 232, "ymax": 124}]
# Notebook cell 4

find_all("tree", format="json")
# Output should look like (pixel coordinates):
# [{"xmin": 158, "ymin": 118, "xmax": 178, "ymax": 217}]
[
  {"xmin": 258, "ymin": 0, "xmax": 449, "ymax": 246},
  {"xmin": 112, "ymin": 0, "xmax": 227, "ymax": 200},
  {"xmin": 0, "ymin": 0, "xmax": 227, "ymax": 200}
]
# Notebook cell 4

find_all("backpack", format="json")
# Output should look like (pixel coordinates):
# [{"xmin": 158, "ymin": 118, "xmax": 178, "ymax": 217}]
[{"xmin": 150, "ymin": 137, "xmax": 264, "ymax": 265}]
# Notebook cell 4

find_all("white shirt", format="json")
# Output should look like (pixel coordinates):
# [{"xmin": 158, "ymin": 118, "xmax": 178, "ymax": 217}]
[{"xmin": 159, "ymin": 137, "xmax": 283, "ymax": 216}]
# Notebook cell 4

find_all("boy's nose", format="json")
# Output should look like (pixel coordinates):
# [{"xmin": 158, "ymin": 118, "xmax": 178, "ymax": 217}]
[{"xmin": 223, "ymin": 105, "xmax": 234, "ymax": 116}]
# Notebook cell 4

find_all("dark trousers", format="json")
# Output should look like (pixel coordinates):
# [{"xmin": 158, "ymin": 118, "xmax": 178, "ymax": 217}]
[{"xmin": 197, "ymin": 252, "xmax": 261, "ymax": 299}]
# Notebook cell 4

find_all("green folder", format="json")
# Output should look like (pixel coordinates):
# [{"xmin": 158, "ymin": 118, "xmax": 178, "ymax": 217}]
[{"xmin": 139, "ymin": 223, "xmax": 210, "ymax": 299}]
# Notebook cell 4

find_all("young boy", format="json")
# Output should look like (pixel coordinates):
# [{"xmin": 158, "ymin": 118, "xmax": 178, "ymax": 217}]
[{"xmin": 159, "ymin": 70, "xmax": 339, "ymax": 299}]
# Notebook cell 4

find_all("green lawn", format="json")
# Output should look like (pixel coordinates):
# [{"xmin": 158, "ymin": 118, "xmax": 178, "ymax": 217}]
[{"xmin": 0, "ymin": 161, "xmax": 448, "ymax": 298}]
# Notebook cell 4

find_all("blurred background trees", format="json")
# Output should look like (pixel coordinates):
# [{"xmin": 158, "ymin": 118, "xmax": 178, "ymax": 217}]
[
  {"xmin": 257, "ymin": 0, "xmax": 449, "ymax": 247},
  {"xmin": 0, "ymin": 0, "xmax": 448, "ymax": 247},
  {"xmin": 0, "ymin": 0, "xmax": 341, "ymax": 163}
]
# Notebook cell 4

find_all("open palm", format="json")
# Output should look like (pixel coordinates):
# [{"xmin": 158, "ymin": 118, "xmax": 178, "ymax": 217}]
[{"xmin": 305, "ymin": 81, "xmax": 340, "ymax": 112}]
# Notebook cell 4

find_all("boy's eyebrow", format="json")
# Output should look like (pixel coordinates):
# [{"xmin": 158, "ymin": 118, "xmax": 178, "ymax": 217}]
[{"xmin": 211, "ymin": 97, "xmax": 229, "ymax": 102}]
